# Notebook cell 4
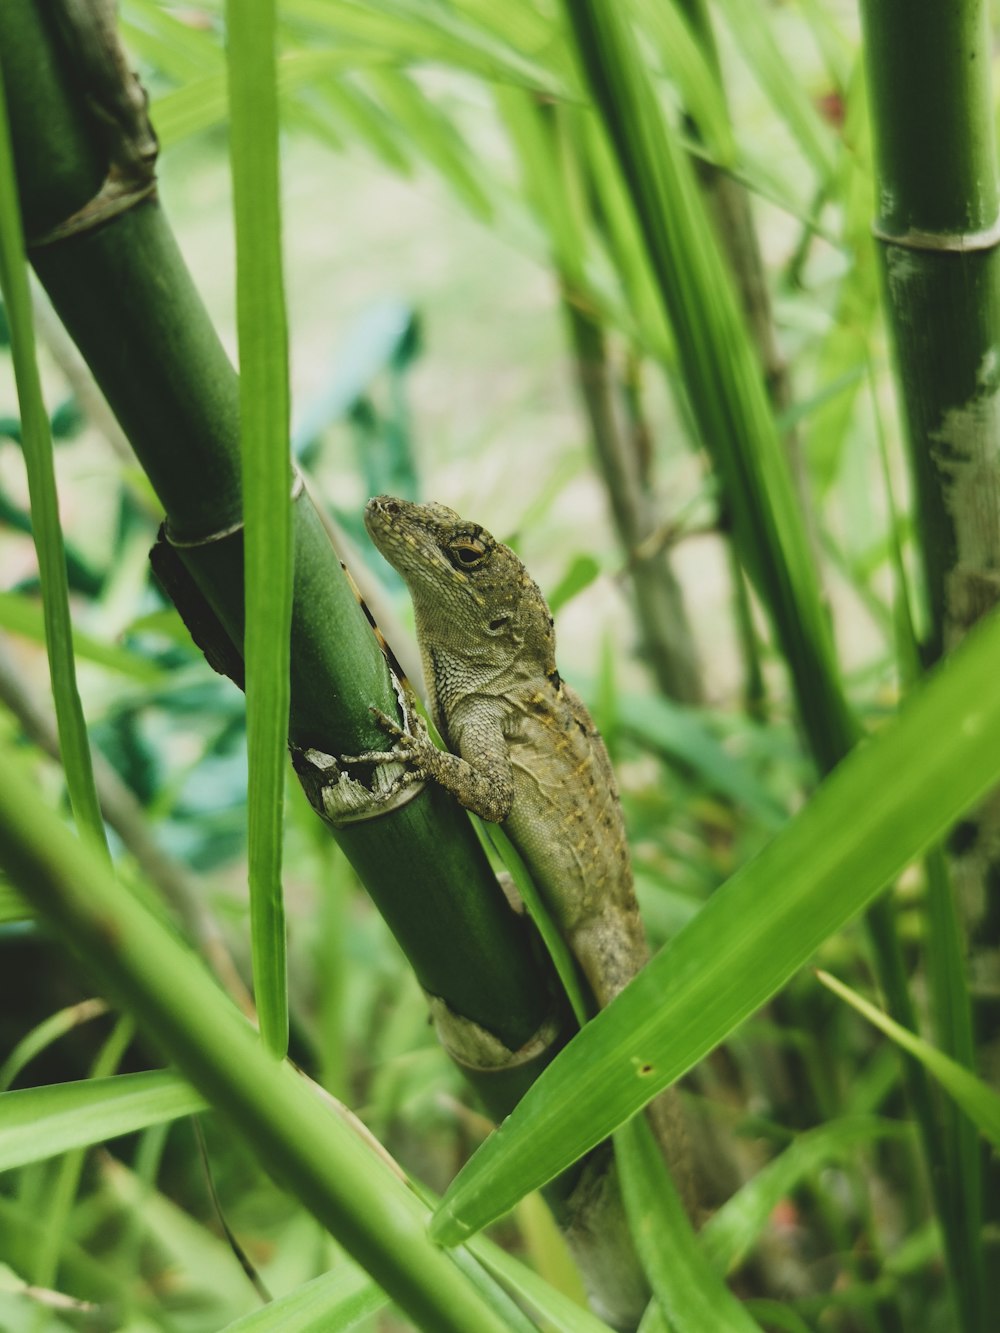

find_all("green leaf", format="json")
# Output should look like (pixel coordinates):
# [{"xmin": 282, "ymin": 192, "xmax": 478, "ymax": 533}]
[
  {"xmin": 496, "ymin": 89, "xmax": 597, "ymax": 294},
  {"xmin": 616, "ymin": 693, "xmax": 786, "ymax": 829},
  {"xmin": 712, "ymin": 0, "xmax": 837, "ymax": 180},
  {"xmin": 365, "ymin": 67, "xmax": 493, "ymax": 220},
  {"xmin": 279, "ymin": 0, "xmax": 569, "ymax": 94},
  {"xmin": 121, "ymin": 0, "xmax": 223, "ymax": 82},
  {"xmin": 0, "ymin": 56, "xmax": 108, "ymax": 855},
  {"xmin": 0, "ymin": 1071, "xmax": 206, "ymax": 1171},
  {"xmin": 617, "ymin": 1116, "xmax": 762, "ymax": 1332},
  {"xmin": 0, "ymin": 881, "xmax": 30, "ymax": 924},
  {"xmin": 817, "ymin": 971, "xmax": 1000, "ymax": 1148},
  {"xmin": 547, "ymin": 553, "xmax": 601, "ymax": 614},
  {"xmin": 0, "ymin": 998, "xmax": 109, "ymax": 1093},
  {"xmin": 468, "ymin": 1230, "xmax": 616, "ymax": 1333},
  {"xmin": 0, "ymin": 591, "xmax": 165, "ymax": 682},
  {"xmin": 700, "ymin": 1117, "xmax": 909, "ymax": 1274},
  {"xmin": 481, "ymin": 822, "xmax": 590, "ymax": 1025},
  {"xmin": 430, "ymin": 606, "xmax": 1000, "ymax": 1241},
  {"xmin": 222, "ymin": 1264, "xmax": 388, "ymax": 1331},
  {"xmin": 226, "ymin": 0, "xmax": 292, "ymax": 1057},
  {"xmin": 560, "ymin": 0, "xmax": 854, "ymax": 772},
  {"xmin": 0, "ymin": 742, "xmax": 536, "ymax": 1333},
  {"xmin": 631, "ymin": 0, "xmax": 736, "ymax": 166}
]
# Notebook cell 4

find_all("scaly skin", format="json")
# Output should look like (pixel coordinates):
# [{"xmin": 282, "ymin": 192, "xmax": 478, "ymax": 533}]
[{"xmin": 360, "ymin": 495, "xmax": 648, "ymax": 1010}]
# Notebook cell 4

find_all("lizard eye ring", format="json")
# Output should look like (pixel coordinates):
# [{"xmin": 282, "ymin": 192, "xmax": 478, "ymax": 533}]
[{"xmin": 446, "ymin": 537, "xmax": 489, "ymax": 569}]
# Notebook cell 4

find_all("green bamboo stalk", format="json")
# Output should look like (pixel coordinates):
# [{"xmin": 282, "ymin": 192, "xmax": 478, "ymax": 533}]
[
  {"xmin": 859, "ymin": 0, "xmax": 1000, "ymax": 660},
  {"xmin": 225, "ymin": 0, "xmax": 293, "ymax": 1056},
  {"xmin": 0, "ymin": 0, "xmax": 555, "ymax": 1085},
  {"xmin": 857, "ymin": 6, "xmax": 997, "ymax": 1328}
]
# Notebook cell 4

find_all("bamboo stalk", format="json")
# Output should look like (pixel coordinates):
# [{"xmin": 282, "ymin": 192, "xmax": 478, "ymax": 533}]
[
  {"xmin": 858, "ymin": 4, "xmax": 996, "ymax": 1328},
  {"xmin": 561, "ymin": 286, "xmax": 704, "ymax": 703},
  {"xmin": 0, "ymin": 0, "xmax": 553, "ymax": 1082}
]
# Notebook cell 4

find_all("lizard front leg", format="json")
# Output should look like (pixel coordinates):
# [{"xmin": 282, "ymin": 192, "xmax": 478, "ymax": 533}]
[{"xmin": 346, "ymin": 700, "xmax": 514, "ymax": 824}]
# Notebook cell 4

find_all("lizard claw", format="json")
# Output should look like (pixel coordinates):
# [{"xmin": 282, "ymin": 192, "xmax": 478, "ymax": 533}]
[
  {"xmin": 338, "ymin": 703, "xmax": 427, "ymax": 770},
  {"xmin": 340, "ymin": 745, "xmax": 414, "ymax": 768},
  {"xmin": 369, "ymin": 705, "xmax": 406, "ymax": 740}
]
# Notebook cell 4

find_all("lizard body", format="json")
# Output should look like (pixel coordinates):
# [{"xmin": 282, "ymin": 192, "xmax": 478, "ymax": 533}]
[{"xmin": 361, "ymin": 495, "xmax": 648, "ymax": 1009}]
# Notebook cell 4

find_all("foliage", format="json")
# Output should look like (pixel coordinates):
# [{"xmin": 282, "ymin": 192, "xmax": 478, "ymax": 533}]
[{"xmin": 0, "ymin": 2, "xmax": 996, "ymax": 1331}]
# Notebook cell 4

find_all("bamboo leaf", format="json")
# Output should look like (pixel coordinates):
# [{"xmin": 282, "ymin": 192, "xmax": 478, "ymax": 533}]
[
  {"xmin": 0, "ymin": 57, "xmax": 107, "ymax": 855},
  {"xmin": 0, "ymin": 591, "xmax": 165, "ymax": 682},
  {"xmin": 0, "ymin": 998, "xmax": 109, "ymax": 1093},
  {"xmin": 0, "ymin": 881, "xmax": 29, "ymax": 923},
  {"xmin": 0, "ymin": 1071, "xmax": 206, "ymax": 1171},
  {"xmin": 712, "ymin": 0, "xmax": 837, "ymax": 180},
  {"xmin": 817, "ymin": 972, "xmax": 1000, "ymax": 1148},
  {"xmin": 221, "ymin": 1264, "xmax": 388, "ymax": 1331},
  {"xmin": 364, "ymin": 67, "xmax": 493, "ymax": 220},
  {"xmin": 496, "ymin": 88, "xmax": 590, "ymax": 288},
  {"xmin": 151, "ymin": 51, "xmax": 400, "ymax": 151},
  {"xmin": 560, "ymin": 0, "xmax": 854, "ymax": 770},
  {"xmin": 615, "ymin": 693, "xmax": 786, "ymax": 829},
  {"xmin": 121, "ymin": 0, "xmax": 223, "ymax": 83},
  {"xmin": 700, "ymin": 1118, "xmax": 910, "ymax": 1275},
  {"xmin": 616, "ymin": 1116, "xmax": 762, "ymax": 1332},
  {"xmin": 631, "ymin": 0, "xmax": 735, "ymax": 166},
  {"xmin": 225, "ymin": 0, "xmax": 292, "ymax": 1057},
  {"xmin": 0, "ymin": 741, "xmax": 536, "ymax": 1333},
  {"xmin": 279, "ymin": 0, "xmax": 569, "ymax": 93},
  {"xmin": 310, "ymin": 77, "xmax": 413, "ymax": 175},
  {"xmin": 430, "ymin": 606, "xmax": 1000, "ymax": 1242},
  {"xmin": 468, "ymin": 1231, "xmax": 616, "ymax": 1333}
]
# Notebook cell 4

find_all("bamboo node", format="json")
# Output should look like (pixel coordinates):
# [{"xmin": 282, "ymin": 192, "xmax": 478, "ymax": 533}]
[
  {"xmin": 164, "ymin": 472, "xmax": 306, "ymax": 548},
  {"xmin": 872, "ymin": 217, "xmax": 1000, "ymax": 254},
  {"xmin": 28, "ymin": 180, "xmax": 158, "ymax": 250}
]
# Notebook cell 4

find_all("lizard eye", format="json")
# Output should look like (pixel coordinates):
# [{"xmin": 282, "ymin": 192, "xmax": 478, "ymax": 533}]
[{"xmin": 446, "ymin": 536, "xmax": 489, "ymax": 569}]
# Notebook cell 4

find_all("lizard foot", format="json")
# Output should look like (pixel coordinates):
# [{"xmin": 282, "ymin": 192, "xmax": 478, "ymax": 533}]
[{"xmin": 341, "ymin": 708, "xmax": 428, "ymax": 769}]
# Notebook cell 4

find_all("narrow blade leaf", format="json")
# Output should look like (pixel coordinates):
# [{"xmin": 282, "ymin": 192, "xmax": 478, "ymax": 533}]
[{"xmin": 431, "ymin": 606, "xmax": 1000, "ymax": 1241}]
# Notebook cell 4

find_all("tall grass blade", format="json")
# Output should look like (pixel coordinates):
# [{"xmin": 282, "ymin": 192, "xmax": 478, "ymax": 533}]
[
  {"xmin": 616, "ymin": 1115, "xmax": 762, "ymax": 1331},
  {"xmin": 817, "ymin": 971, "xmax": 1000, "ymax": 1147},
  {"xmin": 225, "ymin": 0, "xmax": 292, "ymax": 1057},
  {"xmin": 0, "ymin": 58, "xmax": 107, "ymax": 855}
]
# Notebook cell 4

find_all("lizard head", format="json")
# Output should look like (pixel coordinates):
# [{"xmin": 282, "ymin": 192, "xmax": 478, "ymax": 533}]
[{"xmin": 364, "ymin": 495, "xmax": 557, "ymax": 673}]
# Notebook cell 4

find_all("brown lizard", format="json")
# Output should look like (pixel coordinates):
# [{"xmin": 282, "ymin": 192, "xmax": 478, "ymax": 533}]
[{"xmin": 356, "ymin": 495, "xmax": 649, "ymax": 1011}]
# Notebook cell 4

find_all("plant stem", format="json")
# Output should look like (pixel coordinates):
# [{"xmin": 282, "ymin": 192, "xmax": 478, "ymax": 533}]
[
  {"xmin": 561, "ymin": 286, "xmax": 703, "ymax": 703},
  {"xmin": 858, "ymin": 4, "xmax": 997, "ymax": 1327}
]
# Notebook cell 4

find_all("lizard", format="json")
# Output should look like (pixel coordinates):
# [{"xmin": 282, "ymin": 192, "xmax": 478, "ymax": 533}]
[
  {"xmin": 353, "ymin": 494, "xmax": 649, "ymax": 1012},
  {"xmin": 352, "ymin": 496, "xmax": 700, "ymax": 1318}
]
